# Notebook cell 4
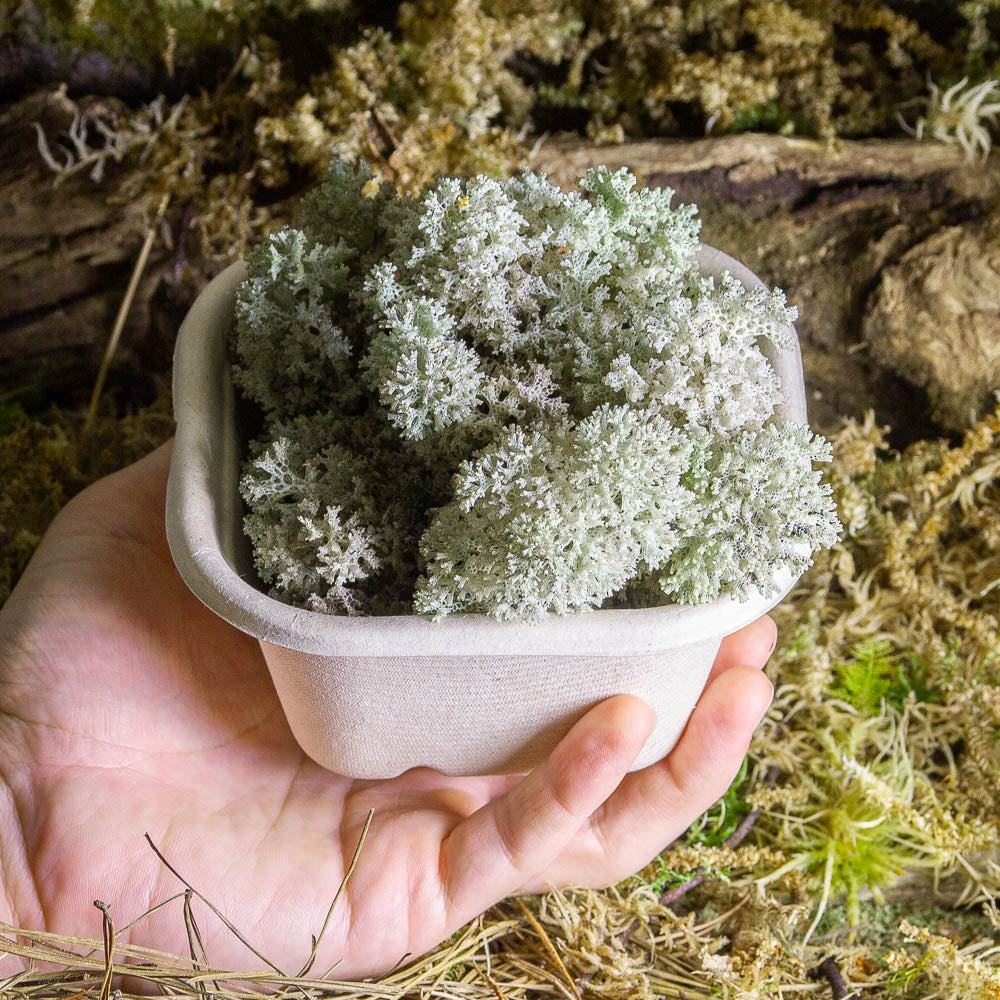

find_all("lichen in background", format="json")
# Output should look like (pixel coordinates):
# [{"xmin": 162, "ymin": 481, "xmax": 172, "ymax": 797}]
[
  {"xmin": 2, "ymin": 0, "xmax": 359, "ymax": 93},
  {"xmin": 742, "ymin": 409, "xmax": 1000, "ymax": 938},
  {"xmin": 898, "ymin": 75, "xmax": 1000, "ymax": 160},
  {"xmin": 231, "ymin": 157, "xmax": 840, "ymax": 621}
]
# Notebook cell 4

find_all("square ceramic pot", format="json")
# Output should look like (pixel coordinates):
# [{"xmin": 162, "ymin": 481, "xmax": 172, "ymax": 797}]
[{"xmin": 165, "ymin": 244, "xmax": 809, "ymax": 779}]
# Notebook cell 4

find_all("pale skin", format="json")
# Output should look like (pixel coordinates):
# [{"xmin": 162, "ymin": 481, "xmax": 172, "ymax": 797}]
[{"xmin": 0, "ymin": 441, "xmax": 776, "ymax": 981}]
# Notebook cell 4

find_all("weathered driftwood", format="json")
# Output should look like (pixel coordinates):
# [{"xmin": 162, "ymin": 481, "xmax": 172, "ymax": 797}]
[
  {"xmin": 4, "ymin": 102, "xmax": 1000, "ymax": 435},
  {"xmin": 0, "ymin": 90, "xmax": 175, "ymax": 406}
]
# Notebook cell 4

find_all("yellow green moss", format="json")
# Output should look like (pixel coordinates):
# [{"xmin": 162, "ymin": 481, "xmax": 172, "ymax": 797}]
[{"xmin": 26, "ymin": 1, "xmax": 1000, "ymax": 271}]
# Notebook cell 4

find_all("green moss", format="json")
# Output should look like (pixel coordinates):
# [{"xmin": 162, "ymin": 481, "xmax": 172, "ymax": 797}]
[
  {"xmin": 684, "ymin": 756, "xmax": 753, "ymax": 848},
  {"xmin": 0, "ymin": 398, "xmax": 174, "ymax": 606},
  {"xmin": 645, "ymin": 856, "xmax": 732, "ymax": 896},
  {"xmin": 813, "ymin": 899, "xmax": 998, "ymax": 953},
  {"xmin": 831, "ymin": 640, "xmax": 944, "ymax": 715},
  {"xmin": 3, "ymin": 0, "xmax": 357, "ymax": 90},
  {"xmin": 0, "ymin": 402, "xmax": 27, "ymax": 438},
  {"xmin": 726, "ymin": 100, "xmax": 813, "ymax": 135}
]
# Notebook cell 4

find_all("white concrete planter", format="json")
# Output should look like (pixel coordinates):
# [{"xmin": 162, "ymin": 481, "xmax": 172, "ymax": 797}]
[{"xmin": 166, "ymin": 245, "xmax": 809, "ymax": 779}]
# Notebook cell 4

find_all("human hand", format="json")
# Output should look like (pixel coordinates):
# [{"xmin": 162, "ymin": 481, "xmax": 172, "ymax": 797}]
[{"xmin": 0, "ymin": 441, "xmax": 775, "ymax": 980}]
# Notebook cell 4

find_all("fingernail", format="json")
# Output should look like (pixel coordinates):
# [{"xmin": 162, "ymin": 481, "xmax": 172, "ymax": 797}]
[{"xmin": 764, "ymin": 679, "xmax": 776, "ymax": 713}]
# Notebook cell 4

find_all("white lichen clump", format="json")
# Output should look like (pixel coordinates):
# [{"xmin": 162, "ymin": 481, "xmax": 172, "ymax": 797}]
[
  {"xmin": 898, "ymin": 76, "xmax": 1000, "ymax": 161},
  {"xmin": 232, "ymin": 157, "xmax": 840, "ymax": 621}
]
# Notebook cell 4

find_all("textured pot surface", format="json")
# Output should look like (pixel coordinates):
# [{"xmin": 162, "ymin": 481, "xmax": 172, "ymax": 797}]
[
  {"xmin": 261, "ymin": 641, "xmax": 722, "ymax": 777},
  {"xmin": 166, "ymin": 245, "xmax": 809, "ymax": 778}
]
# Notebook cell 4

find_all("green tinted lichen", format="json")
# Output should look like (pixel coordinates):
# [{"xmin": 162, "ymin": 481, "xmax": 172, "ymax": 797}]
[
  {"xmin": 231, "ymin": 157, "xmax": 840, "ymax": 620},
  {"xmin": 414, "ymin": 407, "xmax": 697, "ymax": 620}
]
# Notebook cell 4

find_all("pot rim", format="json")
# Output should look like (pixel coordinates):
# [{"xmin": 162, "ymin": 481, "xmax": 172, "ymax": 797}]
[{"xmin": 166, "ymin": 244, "xmax": 809, "ymax": 658}]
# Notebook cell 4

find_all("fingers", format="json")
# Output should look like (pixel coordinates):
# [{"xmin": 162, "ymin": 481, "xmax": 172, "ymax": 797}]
[
  {"xmin": 437, "ymin": 623, "xmax": 779, "ymax": 910},
  {"xmin": 651, "ymin": 666, "xmax": 773, "ymax": 817},
  {"xmin": 437, "ymin": 693, "xmax": 655, "ymax": 929},
  {"xmin": 553, "ymin": 665, "xmax": 774, "ymax": 890},
  {"xmin": 707, "ymin": 615, "xmax": 777, "ymax": 684}
]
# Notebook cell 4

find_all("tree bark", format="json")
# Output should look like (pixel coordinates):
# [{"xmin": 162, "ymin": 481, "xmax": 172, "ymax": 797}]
[{"xmin": 0, "ymin": 89, "xmax": 177, "ymax": 409}]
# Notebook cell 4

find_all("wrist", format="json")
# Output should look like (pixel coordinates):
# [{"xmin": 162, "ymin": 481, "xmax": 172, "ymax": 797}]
[
  {"xmin": 0, "ymin": 606, "xmax": 42, "ymax": 937},
  {"xmin": 0, "ymin": 733, "xmax": 41, "ymax": 936}
]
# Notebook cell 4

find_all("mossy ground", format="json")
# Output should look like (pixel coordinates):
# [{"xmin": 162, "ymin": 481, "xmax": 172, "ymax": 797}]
[
  {"xmin": 0, "ymin": 391, "xmax": 173, "ymax": 604},
  {"xmin": 10, "ymin": 0, "xmax": 1000, "ymax": 275}
]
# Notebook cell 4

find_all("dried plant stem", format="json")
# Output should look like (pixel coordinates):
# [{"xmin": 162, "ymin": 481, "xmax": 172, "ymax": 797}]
[
  {"xmin": 183, "ymin": 888, "xmax": 218, "ymax": 999},
  {"xmin": 803, "ymin": 851, "xmax": 837, "ymax": 947},
  {"xmin": 93, "ymin": 900, "xmax": 115, "ymax": 1000},
  {"xmin": 0, "ymin": 918, "xmax": 405, "ymax": 997},
  {"xmin": 691, "ymin": 891, "xmax": 752, "ymax": 934},
  {"xmin": 515, "ymin": 899, "xmax": 580, "ymax": 999},
  {"xmin": 86, "ymin": 190, "xmax": 171, "ymax": 428},
  {"xmin": 298, "ymin": 809, "xmax": 375, "ymax": 977},
  {"xmin": 475, "ymin": 963, "xmax": 508, "ymax": 1000},
  {"xmin": 143, "ymin": 830, "xmax": 286, "ymax": 975}
]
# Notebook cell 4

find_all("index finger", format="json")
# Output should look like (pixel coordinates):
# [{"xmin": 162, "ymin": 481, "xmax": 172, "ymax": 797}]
[
  {"xmin": 707, "ymin": 614, "xmax": 777, "ymax": 684},
  {"xmin": 435, "ymin": 693, "xmax": 655, "ymax": 932}
]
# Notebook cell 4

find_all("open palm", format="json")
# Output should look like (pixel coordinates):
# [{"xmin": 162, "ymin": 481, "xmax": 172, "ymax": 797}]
[{"xmin": 0, "ymin": 442, "xmax": 775, "ymax": 981}]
